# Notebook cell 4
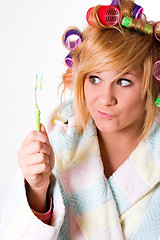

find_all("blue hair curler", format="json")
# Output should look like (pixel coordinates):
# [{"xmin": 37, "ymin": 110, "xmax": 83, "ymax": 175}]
[{"xmin": 133, "ymin": 4, "xmax": 144, "ymax": 19}]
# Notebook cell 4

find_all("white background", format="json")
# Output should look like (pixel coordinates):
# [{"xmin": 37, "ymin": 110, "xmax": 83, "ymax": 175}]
[{"xmin": 0, "ymin": 0, "xmax": 159, "ymax": 217}]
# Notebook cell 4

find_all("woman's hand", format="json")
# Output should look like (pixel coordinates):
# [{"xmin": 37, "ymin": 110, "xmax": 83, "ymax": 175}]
[{"xmin": 18, "ymin": 124, "xmax": 55, "ymax": 212}]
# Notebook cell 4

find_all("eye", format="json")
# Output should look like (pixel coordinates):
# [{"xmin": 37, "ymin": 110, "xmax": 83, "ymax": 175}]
[
  {"xmin": 117, "ymin": 79, "xmax": 132, "ymax": 87},
  {"xmin": 89, "ymin": 75, "xmax": 101, "ymax": 84}
]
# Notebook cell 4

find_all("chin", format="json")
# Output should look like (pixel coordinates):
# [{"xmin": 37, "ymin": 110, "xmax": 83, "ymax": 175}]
[{"xmin": 95, "ymin": 122, "xmax": 119, "ymax": 133}]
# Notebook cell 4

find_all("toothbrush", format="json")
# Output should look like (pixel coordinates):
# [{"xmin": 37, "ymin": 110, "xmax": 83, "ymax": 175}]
[{"xmin": 34, "ymin": 74, "xmax": 43, "ymax": 131}]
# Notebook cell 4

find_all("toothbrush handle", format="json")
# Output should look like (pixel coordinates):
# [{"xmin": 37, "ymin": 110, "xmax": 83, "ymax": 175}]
[{"xmin": 35, "ymin": 109, "xmax": 41, "ymax": 131}]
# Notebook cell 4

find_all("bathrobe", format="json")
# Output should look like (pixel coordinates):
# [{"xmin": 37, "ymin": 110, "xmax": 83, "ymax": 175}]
[{"xmin": 0, "ymin": 99, "xmax": 160, "ymax": 240}]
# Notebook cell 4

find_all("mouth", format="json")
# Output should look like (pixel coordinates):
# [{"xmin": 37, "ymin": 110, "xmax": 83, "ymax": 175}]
[{"xmin": 97, "ymin": 110, "xmax": 115, "ymax": 119}]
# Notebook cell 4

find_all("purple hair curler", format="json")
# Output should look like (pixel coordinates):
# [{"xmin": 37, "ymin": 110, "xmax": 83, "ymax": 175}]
[
  {"xmin": 153, "ymin": 60, "xmax": 160, "ymax": 81},
  {"xmin": 110, "ymin": 0, "xmax": 122, "ymax": 8},
  {"xmin": 65, "ymin": 52, "xmax": 73, "ymax": 69},
  {"xmin": 111, "ymin": 0, "xmax": 143, "ymax": 19},
  {"xmin": 133, "ymin": 4, "xmax": 144, "ymax": 19},
  {"xmin": 64, "ymin": 29, "xmax": 82, "ymax": 50}
]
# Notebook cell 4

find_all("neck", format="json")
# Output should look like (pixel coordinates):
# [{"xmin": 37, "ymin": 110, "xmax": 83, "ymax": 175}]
[{"xmin": 97, "ymin": 117, "xmax": 145, "ymax": 178}]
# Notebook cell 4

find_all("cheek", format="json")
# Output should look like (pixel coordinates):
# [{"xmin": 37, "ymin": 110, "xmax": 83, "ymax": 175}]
[
  {"xmin": 121, "ymin": 94, "xmax": 146, "ymax": 115},
  {"xmin": 84, "ymin": 82, "xmax": 95, "ymax": 106}
]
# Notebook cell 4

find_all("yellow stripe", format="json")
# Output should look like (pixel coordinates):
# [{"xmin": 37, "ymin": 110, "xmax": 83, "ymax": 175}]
[{"xmin": 76, "ymin": 199, "xmax": 119, "ymax": 238}]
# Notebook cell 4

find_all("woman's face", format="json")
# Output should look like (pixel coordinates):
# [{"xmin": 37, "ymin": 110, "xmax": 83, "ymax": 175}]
[{"xmin": 84, "ymin": 67, "xmax": 146, "ymax": 134}]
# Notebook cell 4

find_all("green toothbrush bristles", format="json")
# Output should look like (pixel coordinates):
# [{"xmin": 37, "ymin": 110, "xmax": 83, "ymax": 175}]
[
  {"xmin": 35, "ymin": 74, "xmax": 43, "ymax": 90},
  {"xmin": 34, "ymin": 74, "xmax": 43, "ymax": 131}
]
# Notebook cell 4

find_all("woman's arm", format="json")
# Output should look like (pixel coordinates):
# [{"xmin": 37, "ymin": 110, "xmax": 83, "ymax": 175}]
[{"xmin": 18, "ymin": 124, "xmax": 55, "ymax": 213}]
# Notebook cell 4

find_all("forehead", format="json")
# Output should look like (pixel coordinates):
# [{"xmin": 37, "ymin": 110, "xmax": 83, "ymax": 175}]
[
  {"xmin": 124, "ymin": 66, "xmax": 143, "ymax": 74},
  {"xmin": 121, "ymin": 68, "xmax": 143, "ymax": 79},
  {"xmin": 87, "ymin": 66, "xmax": 143, "ymax": 78}
]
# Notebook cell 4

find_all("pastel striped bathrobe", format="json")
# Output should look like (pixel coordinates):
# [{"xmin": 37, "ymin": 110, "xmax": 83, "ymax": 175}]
[{"xmin": 1, "ymin": 99, "xmax": 160, "ymax": 240}]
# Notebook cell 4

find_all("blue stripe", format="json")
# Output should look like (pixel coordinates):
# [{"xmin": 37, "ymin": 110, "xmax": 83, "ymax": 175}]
[
  {"xmin": 147, "ymin": 121, "xmax": 160, "ymax": 164},
  {"xmin": 67, "ymin": 177, "xmax": 113, "ymax": 217},
  {"xmin": 50, "ymin": 121, "xmax": 96, "ymax": 154},
  {"xmin": 108, "ymin": 176, "xmax": 131, "ymax": 216}
]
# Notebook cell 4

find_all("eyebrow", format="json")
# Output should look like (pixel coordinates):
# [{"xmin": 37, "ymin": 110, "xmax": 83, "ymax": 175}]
[
  {"xmin": 124, "ymin": 71, "xmax": 136, "ymax": 75},
  {"xmin": 88, "ymin": 70, "xmax": 138, "ymax": 78},
  {"xmin": 119, "ymin": 69, "xmax": 141, "ymax": 78}
]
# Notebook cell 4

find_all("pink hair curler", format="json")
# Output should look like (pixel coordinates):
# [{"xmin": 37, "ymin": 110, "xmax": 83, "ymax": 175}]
[
  {"xmin": 98, "ymin": 5, "xmax": 121, "ymax": 26},
  {"xmin": 153, "ymin": 60, "xmax": 160, "ymax": 81},
  {"xmin": 154, "ymin": 22, "xmax": 160, "ymax": 42}
]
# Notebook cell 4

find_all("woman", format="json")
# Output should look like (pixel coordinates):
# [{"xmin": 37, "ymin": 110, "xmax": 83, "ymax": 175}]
[{"xmin": 1, "ymin": 0, "xmax": 160, "ymax": 239}]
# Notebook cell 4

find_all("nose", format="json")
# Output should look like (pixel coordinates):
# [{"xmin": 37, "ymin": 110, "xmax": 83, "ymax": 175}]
[{"xmin": 100, "ymin": 84, "xmax": 117, "ymax": 107}]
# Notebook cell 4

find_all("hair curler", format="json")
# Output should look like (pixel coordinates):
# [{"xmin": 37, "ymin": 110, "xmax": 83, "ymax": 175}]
[
  {"xmin": 98, "ymin": 5, "xmax": 121, "ymax": 26},
  {"xmin": 86, "ymin": 7, "xmax": 95, "ymax": 26},
  {"xmin": 63, "ymin": 28, "xmax": 82, "ymax": 50},
  {"xmin": 111, "ymin": 0, "xmax": 143, "ymax": 19},
  {"xmin": 133, "ymin": 4, "xmax": 144, "ymax": 19},
  {"xmin": 153, "ymin": 60, "xmax": 160, "ymax": 81},
  {"xmin": 155, "ymin": 97, "xmax": 160, "ymax": 107},
  {"xmin": 122, "ymin": 16, "xmax": 153, "ymax": 35},
  {"xmin": 65, "ymin": 52, "xmax": 73, "ymax": 69},
  {"xmin": 154, "ymin": 22, "xmax": 160, "ymax": 42},
  {"xmin": 110, "ymin": 0, "xmax": 122, "ymax": 8}
]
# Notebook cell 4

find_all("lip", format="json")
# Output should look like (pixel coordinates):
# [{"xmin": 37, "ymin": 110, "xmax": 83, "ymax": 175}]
[{"xmin": 97, "ymin": 110, "xmax": 115, "ymax": 119}]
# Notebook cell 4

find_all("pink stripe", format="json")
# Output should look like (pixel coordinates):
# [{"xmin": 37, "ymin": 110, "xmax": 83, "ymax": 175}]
[
  {"xmin": 113, "ymin": 159, "xmax": 148, "ymax": 202},
  {"xmin": 59, "ymin": 157, "xmax": 104, "ymax": 194}
]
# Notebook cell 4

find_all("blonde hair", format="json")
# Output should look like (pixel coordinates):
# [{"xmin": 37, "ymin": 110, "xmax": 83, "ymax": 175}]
[{"xmin": 61, "ymin": 0, "xmax": 160, "ymax": 137}]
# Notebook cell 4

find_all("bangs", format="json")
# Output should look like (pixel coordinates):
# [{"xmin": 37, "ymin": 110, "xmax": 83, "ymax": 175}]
[{"xmin": 74, "ymin": 26, "xmax": 152, "ymax": 75}]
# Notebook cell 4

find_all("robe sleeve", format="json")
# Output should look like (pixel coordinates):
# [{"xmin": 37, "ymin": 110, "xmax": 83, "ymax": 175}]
[
  {"xmin": 0, "ymin": 167, "xmax": 65, "ymax": 240},
  {"xmin": 32, "ymin": 196, "xmax": 53, "ymax": 225}
]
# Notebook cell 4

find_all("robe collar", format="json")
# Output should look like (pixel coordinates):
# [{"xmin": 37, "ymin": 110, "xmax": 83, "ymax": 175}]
[{"xmin": 49, "ymin": 100, "xmax": 160, "ymax": 239}]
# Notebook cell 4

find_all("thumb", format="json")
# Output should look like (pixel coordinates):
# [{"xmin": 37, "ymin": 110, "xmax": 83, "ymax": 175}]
[
  {"xmin": 40, "ymin": 123, "xmax": 52, "ymax": 147},
  {"xmin": 40, "ymin": 123, "xmax": 55, "ymax": 166},
  {"xmin": 40, "ymin": 123, "xmax": 47, "ymax": 133}
]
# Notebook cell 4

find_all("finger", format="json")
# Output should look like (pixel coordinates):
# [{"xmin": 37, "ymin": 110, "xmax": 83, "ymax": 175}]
[
  {"xmin": 26, "ymin": 172, "xmax": 50, "ymax": 190},
  {"xmin": 21, "ymin": 130, "xmax": 50, "ymax": 148},
  {"xmin": 19, "ymin": 153, "xmax": 50, "ymax": 167},
  {"xmin": 40, "ymin": 124, "xmax": 54, "ymax": 149},
  {"xmin": 40, "ymin": 124, "xmax": 47, "ymax": 134},
  {"xmin": 19, "ymin": 141, "xmax": 51, "ymax": 157},
  {"xmin": 24, "ymin": 163, "xmax": 50, "ymax": 178}
]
